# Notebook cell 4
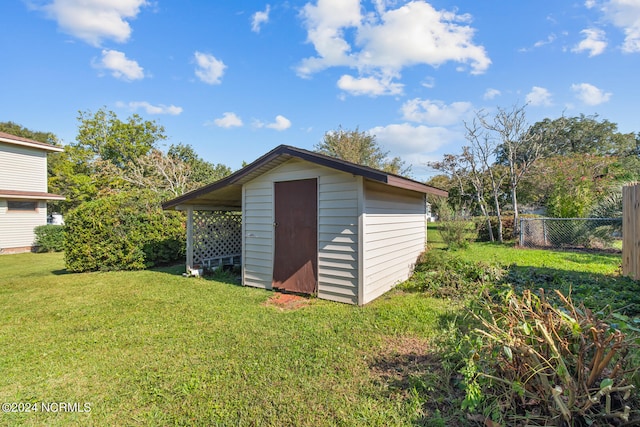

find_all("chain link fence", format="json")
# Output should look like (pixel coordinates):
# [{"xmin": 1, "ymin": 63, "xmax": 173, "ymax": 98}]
[{"xmin": 519, "ymin": 218, "xmax": 623, "ymax": 252}]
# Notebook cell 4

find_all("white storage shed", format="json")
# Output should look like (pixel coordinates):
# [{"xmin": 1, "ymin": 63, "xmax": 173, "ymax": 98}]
[{"xmin": 163, "ymin": 145, "xmax": 447, "ymax": 305}]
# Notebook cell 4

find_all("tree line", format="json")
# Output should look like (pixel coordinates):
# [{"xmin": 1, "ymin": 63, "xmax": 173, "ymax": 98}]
[
  {"xmin": 427, "ymin": 105, "xmax": 640, "ymax": 242},
  {"xmin": 4, "ymin": 104, "xmax": 637, "ymax": 250},
  {"xmin": 1, "ymin": 107, "xmax": 232, "ymax": 215}
]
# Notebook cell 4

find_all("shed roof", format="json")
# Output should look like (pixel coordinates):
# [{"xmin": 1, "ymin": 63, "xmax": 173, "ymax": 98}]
[
  {"xmin": 163, "ymin": 144, "xmax": 447, "ymax": 210},
  {"xmin": 0, "ymin": 131, "xmax": 64, "ymax": 152}
]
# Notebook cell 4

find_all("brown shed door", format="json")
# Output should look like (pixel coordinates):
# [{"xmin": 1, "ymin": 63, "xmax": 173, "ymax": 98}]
[{"xmin": 273, "ymin": 179, "xmax": 318, "ymax": 294}]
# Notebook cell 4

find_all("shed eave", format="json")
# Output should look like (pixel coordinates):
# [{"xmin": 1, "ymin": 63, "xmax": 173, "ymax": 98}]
[{"xmin": 162, "ymin": 144, "xmax": 448, "ymax": 210}]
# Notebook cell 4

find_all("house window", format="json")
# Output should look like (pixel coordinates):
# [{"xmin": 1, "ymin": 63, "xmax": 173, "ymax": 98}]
[{"xmin": 7, "ymin": 201, "xmax": 38, "ymax": 211}]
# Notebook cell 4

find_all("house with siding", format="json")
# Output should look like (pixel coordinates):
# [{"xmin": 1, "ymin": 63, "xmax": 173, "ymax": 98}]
[
  {"xmin": 0, "ymin": 131, "xmax": 65, "ymax": 253},
  {"xmin": 163, "ymin": 145, "xmax": 447, "ymax": 305}
]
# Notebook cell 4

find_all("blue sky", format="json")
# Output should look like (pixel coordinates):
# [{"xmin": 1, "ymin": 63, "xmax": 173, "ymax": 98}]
[{"xmin": 1, "ymin": 0, "xmax": 639, "ymax": 180}]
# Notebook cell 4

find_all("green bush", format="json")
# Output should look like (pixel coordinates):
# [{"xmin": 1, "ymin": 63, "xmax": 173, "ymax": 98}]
[
  {"xmin": 435, "ymin": 200, "xmax": 478, "ymax": 249},
  {"xmin": 475, "ymin": 215, "xmax": 516, "ymax": 242},
  {"xmin": 34, "ymin": 224, "xmax": 65, "ymax": 252},
  {"xmin": 438, "ymin": 219, "xmax": 477, "ymax": 249},
  {"xmin": 64, "ymin": 190, "xmax": 185, "ymax": 272}
]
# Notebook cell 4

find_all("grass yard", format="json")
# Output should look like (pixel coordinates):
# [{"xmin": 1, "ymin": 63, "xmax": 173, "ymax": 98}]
[
  {"xmin": 0, "ymin": 252, "xmax": 460, "ymax": 426},
  {"xmin": 1, "ymin": 239, "xmax": 637, "ymax": 426},
  {"xmin": 427, "ymin": 222, "xmax": 638, "ymax": 314}
]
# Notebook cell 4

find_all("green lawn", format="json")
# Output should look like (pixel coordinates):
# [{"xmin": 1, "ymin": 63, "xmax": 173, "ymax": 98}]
[
  {"xmin": 1, "ymin": 243, "xmax": 636, "ymax": 426},
  {"xmin": 427, "ymin": 222, "xmax": 621, "ymax": 275},
  {"xmin": 0, "ymin": 252, "xmax": 459, "ymax": 426},
  {"xmin": 427, "ymin": 222, "xmax": 638, "ymax": 314}
]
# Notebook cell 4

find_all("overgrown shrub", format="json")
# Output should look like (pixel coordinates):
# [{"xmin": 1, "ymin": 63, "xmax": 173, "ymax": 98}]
[
  {"xmin": 34, "ymin": 224, "xmax": 65, "ymax": 252},
  {"xmin": 462, "ymin": 289, "xmax": 639, "ymax": 426},
  {"xmin": 400, "ymin": 250, "xmax": 503, "ymax": 299},
  {"xmin": 476, "ymin": 215, "xmax": 516, "ymax": 242},
  {"xmin": 64, "ymin": 190, "xmax": 185, "ymax": 272},
  {"xmin": 436, "ymin": 201, "xmax": 478, "ymax": 249},
  {"xmin": 438, "ymin": 220, "xmax": 477, "ymax": 249}
]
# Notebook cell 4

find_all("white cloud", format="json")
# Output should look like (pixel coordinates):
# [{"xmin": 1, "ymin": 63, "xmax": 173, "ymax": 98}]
[
  {"xmin": 297, "ymin": 0, "xmax": 490, "ymax": 92},
  {"xmin": 266, "ymin": 115, "xmax": 292, "ymax": 131},
  {"xmin": 117, "ymin": 101, "xmax": 182, "ymax": 115},
  {"xmin": 421, "ymin": 76, "xmax": 436, "ymax": 88},
  {"xmin": 213, "ymin": 112, "xmax": 243, "ymax": 128},
  {"xmin": 337, "ymin": 74, "xmax": 403, "ymax": 96},
  {"xmin": 483, "ymin": 88, "xmax": 501, "ymax": 100},
  {"xmin": 251, "ymin": 5, "xmax": 271, "ymax": 33},
  {"xmin": 401, "ymin": 99, "xmax": 472, "ymax": 126},
  {"xmin": 194, "ymin": 51, "xmax": 226, "ymax": 85},
  {"xmin": 571, "ymin": 83, "xmax": 612, "ymax": 105},
  {"xmin": 369, "ymin": 123, "xmax": 459, "ymax": 154},
  {"xmin": 526, "ymin": 86, "xmax": 553, "ymax": 107},
  {"xmin": 519, "ymin": 33, "xmax": 557, "ymax": 52},
  {"xmin": 600, "ymin": 0, "xmax": 640, "ymax": 52},
  {"xmin": 534, "ymin": 33, "xmax": 557, "ymax": 48},
  {"xmin": 356, "ymin": 2, "xmax": 491, "ymax": 74},
  {"xmin": 296, "ymin": 0, "xmax": 361, "ymax": 76},
  {"xmin": 34, "ymin": 0, "xmax": 148, "ymax": 46},
  {"xmin": 95, "ymin": 49, "xmax": 144, "ymax": 81},
  {"xmin": 573, "ymin": 28, "xmax": 607, "ymax": 56}
]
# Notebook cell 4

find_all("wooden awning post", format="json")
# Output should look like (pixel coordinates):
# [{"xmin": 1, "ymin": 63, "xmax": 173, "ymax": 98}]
[{"xmin": 186, "ymin": 206, "xmax": 194, "ymax": 270}]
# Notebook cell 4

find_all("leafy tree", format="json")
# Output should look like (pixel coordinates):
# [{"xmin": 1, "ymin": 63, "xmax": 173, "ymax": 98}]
[
  {"xmin": 543, "ymin": 155, "xmax": 619, "ymax": 218},
  {"xmin": 76, "ymin": 107, "xmax": 165, "ymax": 169},
  {"xmin": 167, "ymin": 143, "xmax": 231, "ymax": 185},
  {"xmin": 530, "ymin": 114, "xmax": 636, "ymax": 157},
  {"xmin": 315, "ymin": 126, "xmax": 409, "ymax": 175},
  {"xmin": 49, "ymin": 108, "xmax": 168, "ymax": 213},
  {"xmin": 48, "ymin": 144, "xmax": 98, "ymax": 213},
  {"xmin": 120, "ymin": 144, "xmax": 233, "ymax": 198}
]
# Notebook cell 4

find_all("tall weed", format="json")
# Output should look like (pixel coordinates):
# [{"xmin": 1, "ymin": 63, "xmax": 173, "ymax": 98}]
[
  {"xmin": 400, "ymin": 250, "xmax": 503, "ymax": 299},
  {"xmin": 463, "ymin": 289, "xmax": 639, "ymax": 426}
]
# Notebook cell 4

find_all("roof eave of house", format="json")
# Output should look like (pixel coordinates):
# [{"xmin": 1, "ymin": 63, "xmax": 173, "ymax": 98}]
[{"xmin": 0, "ymin": 133, "xmax": 64, "ymax": 152}]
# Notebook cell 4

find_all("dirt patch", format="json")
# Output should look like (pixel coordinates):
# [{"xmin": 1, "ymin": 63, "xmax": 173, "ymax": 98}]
[
  {"xmin": 264, "ymin": 292, "xmax": 310, "ymax": 310},
  {"xmin": 369, "ymin": 336, "xmax": 467, "ymax": 424},
  {"xmin": 370, "ymin": 336, "xmax": 434, "ymax": 387}
]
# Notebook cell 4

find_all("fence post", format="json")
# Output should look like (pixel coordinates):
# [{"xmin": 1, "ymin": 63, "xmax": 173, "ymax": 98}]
[
  {"xmin": 622, "ymin": 184, "xmax": 640, "ymax": 280},
  {"xmin": 519, "ymin": 219, "xmax": 524, "ymax": 247}
]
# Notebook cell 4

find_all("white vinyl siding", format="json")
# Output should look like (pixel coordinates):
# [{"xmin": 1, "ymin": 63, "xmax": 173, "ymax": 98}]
[
  {"xmin": 318, "ymin": 174, "xmax": 359, "ymax": 304},
  {"xmin": 0, "ymin": 142, "xmax": 50, "ymax": 252},
  {"xmin": 362, "ymin": 181, "xmax": 426, "ymax": 304},
  {"xmin": 242, "ymin": 158, "xmax": 359, "ymax": 304},
  {"xmin": 242, "ymin": 183, "xmax": 273, "ymax": 289},
  {"xmin": 0, "ymin": 200, "xmax": 47, "ymax": 251},
  {"xmin": 0, "ymin": 143, "xmax": 48, "ymax": 192}
]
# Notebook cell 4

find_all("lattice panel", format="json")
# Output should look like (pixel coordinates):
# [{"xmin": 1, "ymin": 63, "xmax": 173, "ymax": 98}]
[{"xmin": 193, "ymin": 211, "xmax": 242, "ymax": 266}]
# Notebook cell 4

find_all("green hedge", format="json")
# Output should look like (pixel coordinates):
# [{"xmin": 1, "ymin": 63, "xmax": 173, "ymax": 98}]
[
  {"xmin": 64, "ymin": 190, "xmax": 185, "ymax": 272},
  {"xmin": 34, "ymin": 224, "xmax": 65, "ymax": 252}
]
